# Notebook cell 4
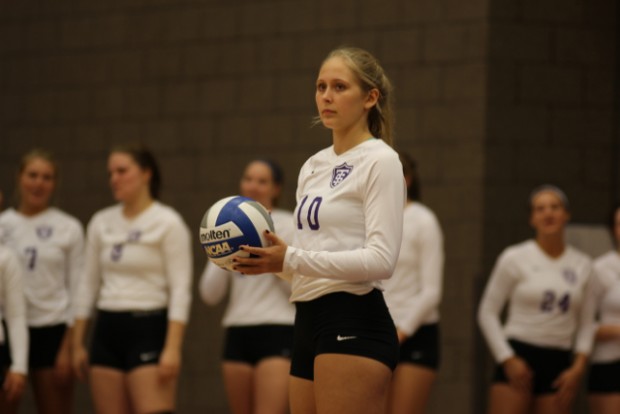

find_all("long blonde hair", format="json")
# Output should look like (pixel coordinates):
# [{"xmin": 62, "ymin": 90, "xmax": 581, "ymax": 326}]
[{"xmin": 323, "ymin": 47, "xmax": 395, "ymax": 146}]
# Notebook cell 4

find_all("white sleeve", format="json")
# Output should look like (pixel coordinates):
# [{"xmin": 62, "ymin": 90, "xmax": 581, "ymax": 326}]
[
  {"xmin": 199, "ymin": 262, "xmax": 230, "ymax": 306},
  {"xmin": 574, "ymin": 265, "xmax": 599, "ymax": 355},
  {"xmin": 477, "ymin": 251, "xmax": 520, "ymax": 363},
  {"xmin": 283, "ymin": 154, "xmax": 405, "ymax": 282},
  {"xmin": 73, "ymin": 217, "xmax": 102, "ymax": 320},
  {"xmin": 2, "ymin": 250, "xmax": 28, "ymax": 374},
  {"xmin": 163, "ymin": 217, "xmax": 193, "ymax": 323},
  {"xmin": 66, "ymin": 220, "xmax": 85, "ymax": 326},
  {"xmin": 399, "ymin": 217, "xmax": 444, "ymax": 336}
]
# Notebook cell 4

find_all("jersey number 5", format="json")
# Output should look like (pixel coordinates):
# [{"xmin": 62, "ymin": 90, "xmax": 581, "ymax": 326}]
[{"xmin": 297, "ymin": 196, "xmax": 323, "ymax": 231}]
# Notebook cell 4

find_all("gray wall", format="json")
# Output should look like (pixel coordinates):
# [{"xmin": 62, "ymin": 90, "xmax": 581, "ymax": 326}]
[{"xmin": 0, "ymin": 0, "xmax": 617, "ymax": 413}]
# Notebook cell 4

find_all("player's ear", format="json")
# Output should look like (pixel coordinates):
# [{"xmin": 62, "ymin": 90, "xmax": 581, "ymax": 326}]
[{"xmin": 364, "ymin": 88, "xmax": 379, "ymax": 110}]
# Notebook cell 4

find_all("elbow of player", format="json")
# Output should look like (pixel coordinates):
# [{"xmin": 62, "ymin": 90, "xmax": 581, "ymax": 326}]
[
  {"xmin": 370, "ymin": 257, "xmax": 397, "ymax": 281},
  {"xmin": 199, "ymin": 290, "xmax": 219, "ymax": 306}
]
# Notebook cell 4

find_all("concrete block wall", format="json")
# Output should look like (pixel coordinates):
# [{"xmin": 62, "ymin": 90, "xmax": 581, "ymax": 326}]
[{"xmin": 0, "ymin": 0, "xmax": 616, "ymax": 413}]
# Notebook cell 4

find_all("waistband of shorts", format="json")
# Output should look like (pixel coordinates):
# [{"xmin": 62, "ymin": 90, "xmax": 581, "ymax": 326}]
[
  {"xmin": 97, "ymin": 308, "xmax": 167, "ymax": 318},
  {"xmin": 295, "ymin": 288, "xmax": 382, "ymax": 308}
]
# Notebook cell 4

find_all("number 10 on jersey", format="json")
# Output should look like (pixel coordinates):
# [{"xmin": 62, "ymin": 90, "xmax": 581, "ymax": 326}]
[{"xmin": 297, "ymin": 196, "xmax": 323, "ymax": 231}]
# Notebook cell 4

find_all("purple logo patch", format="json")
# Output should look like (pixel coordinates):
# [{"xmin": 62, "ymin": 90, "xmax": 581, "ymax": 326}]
[
  {"xmin": 36, "ymin": 226, "xmax": 53, "ymax": 240},
  {"xmin": 562, "ymin": 268, "xmax": 577, "ymax": 285},
  {"xmin": 330, "ymin": 163, "xmax": 354, "ymax": 188},
  {"xmin": 127, "ymin": 230, "xmax": 142, "ymax": 242}
]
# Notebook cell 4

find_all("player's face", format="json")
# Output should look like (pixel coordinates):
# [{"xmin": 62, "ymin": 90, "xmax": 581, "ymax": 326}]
[
  {"xmin": 240, "ymin": 161, "xmax": 279, "ymax": 210},
  {"xmin": 19, "ymin": 158, "xmax": 56, "ymax": 211},
  {"xmin": 529, "ymin": 191, "xmax": 570, "ymax": 237},
  {"xmin": 108, "ymin": 152, "xmax": 151, "ymax": 203},
  {"xmin": 315, "ymin": 57, "xmax": 378, "ymax": 134}
]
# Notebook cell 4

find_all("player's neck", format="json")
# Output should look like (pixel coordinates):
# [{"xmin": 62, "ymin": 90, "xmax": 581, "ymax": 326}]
[
  {"xmin": 122, "ymin": 191, "xmax": 153, "ymax": 219},
  {"xmin": 535, "ymin": 234, "xmax": 565, "ymax": 258},
  {"xmin": 332, "ymin": 124, "xmax": 372, "ymax": 155},
  {"xmin": 18, "ymin": 203, "xmax": 48, "ymax": 217}
]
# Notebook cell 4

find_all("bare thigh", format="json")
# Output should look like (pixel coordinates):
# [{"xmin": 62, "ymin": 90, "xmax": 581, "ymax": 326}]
[
  {"xmin": 314, "ymin": 353, "xmax": 392, "ymax": 414},
  {"xmin": 126, "ymin": 365, "xmax": 177, "ymax": 414},
  {"xmin": 589, "ymin": 394, "xmax": 620, "ymax": 414},
  {"xmin": 254, "ymin": 357, "xmax": 290, "ymax": 414},
  {"xmin": 222, "ymin": 361, "xmax": 253, "ymax": 414},
  {"xmin": 387, "ymin": 363, "xmax": 436, "ymax": 414},
  {"xmin": 290, "ymin": 375, "xmax": 316, "ymax": 414},
  {"xmin": 31, "ymin": 368, "xmax": 74, "ymax": 414},
  {"xmin": 533, "ymin": 394, "xmax": 568, "ymax": 414},
  {"xmin": 90, "ymin": 366, "xmax": 132, "ymax": 414},
  {"xmin": 487, "ymin": 383, "xmax": 531, "ymax": 414}
]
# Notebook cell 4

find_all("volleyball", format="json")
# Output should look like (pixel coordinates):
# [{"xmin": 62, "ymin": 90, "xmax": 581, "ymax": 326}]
[{"xmin": 199, "ymin": 196, "xmax": 275, "ymax": 271}]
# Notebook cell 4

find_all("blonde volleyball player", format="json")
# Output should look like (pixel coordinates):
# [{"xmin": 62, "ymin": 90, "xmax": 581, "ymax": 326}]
[
  {"xmin": 233, "ymin": 47, "xmax": 406, "ymax": 414},
  {"xmin": 0, "ymin": 245, "xmax": 28, "ymax": 414},
  {"xmin": 0, "ymin": 150, "xmax": 84, "ymax": 414},
  {"xmin": 587, "ymin": 204, "xmax": 620, "ymax": 414},
  {"xmin": 478, "ymin": 186, "xmax": 595, "ymax": 414},
  {"xmin": 384, "ymin": 153, "xmax": 444, "ymax": 414},
  {"xmin": 72, "ymin": 144, "xmax": 192, "ymax": 414},
  {"xmin": 200, "ymin": 159, "xmax": 295, "ymax": 414}
]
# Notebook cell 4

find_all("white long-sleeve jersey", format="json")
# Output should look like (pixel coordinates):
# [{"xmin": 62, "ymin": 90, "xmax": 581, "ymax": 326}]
[
  {"xmin": 200, "ymin": 209, "xmax": 295, "ymax": 326},
  {"xmin": 0, "ymin": 208, "xmax": 84, "ymax": 327},
  {"xmin": 478, "ymin": 240, "xmax": 594, "ymax": 363},
  {"xmin": 282, "ymin": 139, "xmax": 406, "ymax": 303},
  {"xmin": 383, "ymin": 202, "xmax": 444, "ymax": 336},
  {"xmin": 73, "ymin": 202, "xmax": 192, "ymax": 323},
  {"xmin": 590, "ymin": 251, "xmax": 620, "ymax": 363},
  {"xmin": 0, "ymin": 246, "xmax": 28, "ymax": 374}
]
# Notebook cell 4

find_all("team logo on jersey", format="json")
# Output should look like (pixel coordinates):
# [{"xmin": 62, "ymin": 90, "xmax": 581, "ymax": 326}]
[
  {"xmin": 36, "ymin": 226, "xmax": 53, "ymax": 240},
  {"xmin": 330, "ymin": 163, "xmax": 354, "ymax": 188},
  {"xmin": 127, "ymin": 230, "xmax": 142, "ymax": 242},
  {"xmin": 562, "ymin": 268, "xmax": 577, "ymax": 285}
]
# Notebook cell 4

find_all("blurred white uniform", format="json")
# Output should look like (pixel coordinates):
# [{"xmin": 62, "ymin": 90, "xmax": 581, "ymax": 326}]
[
  {"xmin": 0, "ymin": 207, "xmax": 84, "ymax": 327},
  {"xmin": 73, "ymin": 202, "xmax": 192, "ymax": 323},
  {"xmin": 383, "ymin": 202, "xmax": 444, "ymax": 336},
  {"xmin": 478, "ymin": 240, "xmax": 594, "ymax": 363}
]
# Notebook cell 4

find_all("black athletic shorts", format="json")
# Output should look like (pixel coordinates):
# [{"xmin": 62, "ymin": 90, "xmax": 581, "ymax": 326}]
[
  {"xmin": 29, "ymin": 324, "xmax": 67, "ymax": 370},
  {"xmin": 290, "ymin": 289, "xmax": 399, "ymax": 381},
  {"xmin": 90, "ymin": 309, "xmax": 167, "ymax": 372},
  {"xmin": 0, "ymin": 342, "xmax": 10, "ymax": 386},
  {"xmin": 398, "ymin": 323, "xmax": 440, "ymax": 370},
  {"xmin": 223, "ymin": 325, "xmax": 294, "ymax": 365},
  {"xmin": 0, "ymin": 321, "xmax": 11, "ymax": 385},
  {"xmin": 588, "ymin": 360, "xmax": 620, "ymax": 393},
  {"xmin": 492, "ymin": 339, "xmax": 572, "ymax": 395}
]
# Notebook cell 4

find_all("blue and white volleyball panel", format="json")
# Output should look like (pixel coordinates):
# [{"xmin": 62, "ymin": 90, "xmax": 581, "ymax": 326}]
[{"xmin": 199, "ymin": 196, "xmax": 275, "ymax": 271}]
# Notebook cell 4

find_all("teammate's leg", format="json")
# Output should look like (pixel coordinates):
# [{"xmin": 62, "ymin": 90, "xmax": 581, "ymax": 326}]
[
  {"xmin": 314, "ymin": 354, "xmax": 391, "ymax": 414},
  {"xmin": 222, "ymin": 361, "xmax": 253, "ymax": 414},
  {"xmin": 387, "ymin": 364, "xmax": 436, "ymax": 414},
  {"xmin": 254, "ymin": 357, "xmax": 290, "ymax": 414},
  {"xmin": 90, "ymin": 366, "xmax": 132, "ymax": 414},
  {"xmin": 126, "ymin": 365, "xmax": 176, "ymax": 414},
  {"xmin": 289, "ymin": 376, "xmax": 316, "ymax": 414},
  {"xmin": 589, "ymin": 395, "xmax": 620, "ymax": 414},
  {"xmin": 487, "ymin": 384, "xmax": 531, "ymax": 414},
  {"xmin": 31, "ymin": 369, "xmax": 74, "ymax": 414}
]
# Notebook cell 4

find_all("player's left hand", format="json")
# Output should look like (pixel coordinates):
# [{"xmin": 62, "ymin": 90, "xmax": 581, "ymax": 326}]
[
  {"xmin": 552, "ymin": 366, "xmax": 583, "ymax": 409},
  {"xmin": 233, "ymin": 231, "xmax": 287, "ymax": 275},
  {"xmin": 3, "ymin": 371, "xmax": 26, "ymax": 402},
  {"xmin": 53, "ymin": 346, "xmax": 73, "ymax": 384},
  {"xmin": 158, "ymin": 347, "xmax": 181, "ymax": 382}
]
